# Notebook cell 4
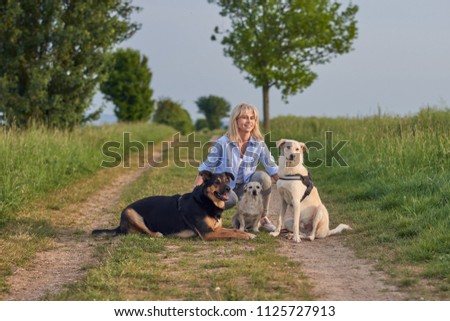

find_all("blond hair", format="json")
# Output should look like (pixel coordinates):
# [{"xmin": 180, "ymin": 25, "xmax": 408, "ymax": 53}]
[{"xmin": 226, "ymin": 103, "xmax": 264, "ymax": 142}]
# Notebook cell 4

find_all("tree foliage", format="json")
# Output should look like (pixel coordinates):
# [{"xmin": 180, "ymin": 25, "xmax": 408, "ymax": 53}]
[
  {"xmin": 100, "ymin": 48, "xmax": 155, "ymax": 122},
  {"xmin": 195, "ymin": 95, "xmax": 230, "ymax": 130},
  {"xmin": 195, "ymin": 118, "xmax": 209, "ymax": 131},
  {"xmin": 0, "ymin": 0, "xmax": 140, "ymax": 129},
  {"xmin": 153, "ymin": 98, "xmax": 194, "ymax": 135},
  {"xmin": 209, "ymin": 0, "xmax": 358, "ymax": 130}
]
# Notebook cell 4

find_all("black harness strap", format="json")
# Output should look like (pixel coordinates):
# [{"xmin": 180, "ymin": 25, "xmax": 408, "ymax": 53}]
[
  {"xmin": 279, "ymin": 172, "xmax": 314, "ymax": 202},
  {"xmin": 177, "ymin": 196, "xmax": 205, "ymax": 241}
]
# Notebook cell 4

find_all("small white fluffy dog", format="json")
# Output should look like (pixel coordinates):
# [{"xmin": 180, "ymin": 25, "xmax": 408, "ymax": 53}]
[
  {"xmin": 270, "ymin": 139, "xmax": 352, "ymax": 243},
  {"xmin": 232, "ymin": 182, "xmax": 264, "ymax": 232}
]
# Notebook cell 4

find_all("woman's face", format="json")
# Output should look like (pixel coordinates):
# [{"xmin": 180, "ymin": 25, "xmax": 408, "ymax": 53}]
[{"xmin": 236, "ymin": 110, "xmax": 256, "ymax": 134}]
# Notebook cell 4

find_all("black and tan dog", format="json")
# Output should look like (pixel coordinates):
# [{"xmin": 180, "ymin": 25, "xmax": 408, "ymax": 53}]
[{"xmin": 92, "ymin": 171, "xmax": 255, "ymax": 241}]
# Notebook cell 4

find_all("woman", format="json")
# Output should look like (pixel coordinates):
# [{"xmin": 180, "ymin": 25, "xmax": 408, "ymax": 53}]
[{"xmin": 194, "ymin": 102, "xmax": 279, "ymax": 231}]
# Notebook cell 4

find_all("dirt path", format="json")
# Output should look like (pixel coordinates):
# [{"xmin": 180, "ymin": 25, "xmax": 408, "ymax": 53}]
[
  {"xmin": 3, "ymin": 164, "xmax": 151, "ymax": 301},
  {"xmin": 4, "ymin": 167, "xmax": 407, "ymax": 300},
  {"xmin": 268, "ymin": 184, "xmax": 407, "ymax": 300}
]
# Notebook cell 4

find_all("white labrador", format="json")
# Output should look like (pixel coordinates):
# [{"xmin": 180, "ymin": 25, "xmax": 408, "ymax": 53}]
[{"xmin": 270, "ymin": 139, "xmax": 352, "ymax": 243}]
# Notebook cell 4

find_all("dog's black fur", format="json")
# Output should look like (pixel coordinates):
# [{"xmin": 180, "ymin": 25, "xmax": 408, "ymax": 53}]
[{"xmin": 92, "ymin": 171, "xmax": 255, "ymax": 241}]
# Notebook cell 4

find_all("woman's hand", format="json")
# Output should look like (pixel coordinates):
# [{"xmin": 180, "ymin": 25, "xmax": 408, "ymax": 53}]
[{"xmin": 193, "ymin": 175, "xmax": 204, "ymax": 190}]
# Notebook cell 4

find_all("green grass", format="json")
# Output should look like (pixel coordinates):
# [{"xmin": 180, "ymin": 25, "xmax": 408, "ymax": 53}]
[
  {"xmin": 2, "ymin": 108, "xmax": 449, "ymax": 300},
  {"xmin": 0, "ymin": 122, "xmax": 174, "ymax": 226},
  {"xmin": 0, "ymin": 122, "xmax": 175, "ymax": 293},
  {"xmin": 51, "ymin": 231, "xmax": 312, "ymax": 301},
  {"xmin": 270, "ymin": 107, "xmax": 450, "ymax": 298},
  {"xmin": 50, "ymin": 133, "xmax": 313, "ymax": 300}
]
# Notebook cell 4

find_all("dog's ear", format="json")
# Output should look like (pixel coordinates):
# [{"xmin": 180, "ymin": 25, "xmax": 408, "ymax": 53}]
[
  {"xmin": 243, "ymin": 183, "xmax": 248, "ymax": 191},
  {"xmin": 276, "ymin": 139, "xmax": 287, "ymax": 156},
  {"xmin": 276, "ymin": 139, "xmax": 287, "ymax": 149},
  {"xmin": 300, "ymin": 142, "xmax": 308, "ymax": 153},
  {"xmin": 199, "ymin": 170, "xmax": 212, "ymax": 183},
  {"xmin": 224, "ymin": 172, "xmax": 235, "ymax": 181}
]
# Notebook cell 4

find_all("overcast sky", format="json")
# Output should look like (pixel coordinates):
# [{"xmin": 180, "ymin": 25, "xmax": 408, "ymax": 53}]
[{"xmin": 94, "ymin": 0, "xmax": 450, "ymax": 121}]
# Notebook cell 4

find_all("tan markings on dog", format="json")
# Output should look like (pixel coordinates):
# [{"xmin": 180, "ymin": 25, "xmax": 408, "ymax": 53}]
[
  {"xmin": 203, "ymin": 216, "xmax": 222, "ymax": 231},
  {"xmin": 123, "ymin": 208, "xmax": 163, "ymax": 237},
  {"xmin": 202, "ymin": 214, "xmax": 255, "ymax": 240},
  {"xmin": 203, "ymin": 228, "xmax": 256, "ymax": 241},
  {"xmin": 173, "ymin": 230, "xmax": 196, "ymax": 238},
  {"xmin": 205, "ymin": 182, "xmax": 226, "ymax": 209}
]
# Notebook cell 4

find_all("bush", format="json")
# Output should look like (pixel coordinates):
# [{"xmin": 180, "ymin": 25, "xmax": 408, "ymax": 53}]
[{"xmin": 153, "ymin": 98, "xmax": 194, "ymax": 134}]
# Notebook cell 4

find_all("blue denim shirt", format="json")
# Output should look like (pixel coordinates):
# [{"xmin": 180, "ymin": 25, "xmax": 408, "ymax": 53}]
[{"xmin": 198, "ymin": 135, "xmax": 278, "ymax": 189}]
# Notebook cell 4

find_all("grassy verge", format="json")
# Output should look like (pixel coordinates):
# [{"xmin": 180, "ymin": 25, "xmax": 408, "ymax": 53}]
[
  {"xmin": 0, "ymin": 122, "xmax": 174, "ymax": 226},
  {"xmin": 269, "ymin": 107, "xmax": 450, "ymax": 299},
  {"xmin": 2, "ymin": 108, "xmax": 448, "ymax": 300},
  {"xmin": 0, "ymin": 122, "xmax": 175, "ymax": 293},
  {"xmin": 50, "ymin": 131, "xmax": 313, "ymax": 300}
]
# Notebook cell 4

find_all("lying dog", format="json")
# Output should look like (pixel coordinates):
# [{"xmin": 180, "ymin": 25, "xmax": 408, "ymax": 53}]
[
  {"xmin": 92, "ymin": 171, "xmax": 255, "ymax": 241},
  {"xmin": 231, "ymin": 182, "xmax": 264, "ymax": 232},
  {"xmin": 270, "ymin": 139, "xmax": 352, "ymax": 243}
]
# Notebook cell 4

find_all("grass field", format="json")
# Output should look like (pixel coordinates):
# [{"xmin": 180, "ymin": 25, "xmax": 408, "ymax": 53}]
[
  {"xmin": 269, "ymin": 107, "xmax": 450, "ymax": 297},
  {"xmin": 0, "ymin": 122, "xmax": 174, "ymax": 226},
  {"xmin": 0, "ymin": 122, "xmax": 175, "ymax": 292},
  {"xmin": 1, "ymin": 108, "xmax": 449, "ymax": 300},
  {"xmin": 49, "ymin": 131, "xmax": 314, "ymax": 300}
]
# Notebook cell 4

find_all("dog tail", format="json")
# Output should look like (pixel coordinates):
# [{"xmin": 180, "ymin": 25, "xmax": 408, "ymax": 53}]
[
  {"xmin": 327, "ymin": 224, "xmax": 352, "ymax": 236},
  {"xmin": 92, "ymin": 227, "xmax": 121, "ymax": 236}
]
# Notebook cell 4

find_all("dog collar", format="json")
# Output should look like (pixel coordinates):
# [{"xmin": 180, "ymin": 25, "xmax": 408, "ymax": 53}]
[{"xmin": 279, "ymin": 172, "xmax": 314, "ymax": 202}]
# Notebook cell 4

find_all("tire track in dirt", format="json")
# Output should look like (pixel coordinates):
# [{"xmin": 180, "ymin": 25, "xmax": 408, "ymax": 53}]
[
  {"xmin": 3, "ymin": 163, "xmax": 153, "ymax": 301},
  {"xmin": 268, "ymin": 184, "xmax": 408, "ymax": 300}
]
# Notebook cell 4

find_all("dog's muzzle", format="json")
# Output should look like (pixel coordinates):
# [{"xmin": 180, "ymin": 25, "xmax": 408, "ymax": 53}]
[
  {"xmin": 214, "ymin": 186, "xmax": 230, "ymax": 201},
  {"xmin": 287, "ymin": 153, "xmax": 296, "ymax": 161},
  {"xmin": 285, "ymin": 154, "xmax": 301, "ymax": 167}
]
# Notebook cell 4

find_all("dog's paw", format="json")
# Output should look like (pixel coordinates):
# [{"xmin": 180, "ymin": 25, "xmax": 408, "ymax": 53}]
[
  {"xmin": 293, "ymin": 234, "xmax": 302, "ymax": 243},
  {"xmin": 246, "ymin": 233, "xmax": 257, "ymax": 240},
  {"xmin": 269, "ymin": 231, "xmax": 280, "ymax": 237},
  {"xmin": 154, "ymin": 232, "xmax": 164, "ymax": 238}
]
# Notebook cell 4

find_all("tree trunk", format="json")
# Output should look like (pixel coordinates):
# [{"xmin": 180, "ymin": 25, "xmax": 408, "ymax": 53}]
[{"xmin": 262, "ymin": 83, "xmax": 270, "ymax": 131}]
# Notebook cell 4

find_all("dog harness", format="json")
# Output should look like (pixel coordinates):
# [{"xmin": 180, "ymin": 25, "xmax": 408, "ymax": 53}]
[
  {"xmin": 177, "ymin": 195, "xmax": 205, "ymax": 240},
  {"xmin": 178, "ymin": 195, "xmax": 221, "ymax": 241},
  {"xmin": 279, "ymin": 172, "xmax": 314, "ymax": 202}
]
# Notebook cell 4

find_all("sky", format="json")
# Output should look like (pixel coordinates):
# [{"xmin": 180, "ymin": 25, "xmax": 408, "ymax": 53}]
[{"xmin": 93, "ymin": 0, "xmax": 450, "ymax": 122}]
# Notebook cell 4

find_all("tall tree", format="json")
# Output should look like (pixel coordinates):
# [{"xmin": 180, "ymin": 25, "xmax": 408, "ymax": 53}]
[
  {"xmin": 153, "ymin": 98, "xmax": 194, "ymax": 135},
  {"xmin": 195, "ymin": 95, "xmax": 230, "ymax": 130},
  {"xmin": 209, "ymin": 0, "xmax": 358, "ymax": 130},
  {"xmin": 101, "ymin": 48, "xmax": 155, "ymax": 122},
  {"xmin": 0, "ymin": 0, "xmax": 140, "ymax": 129}
]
